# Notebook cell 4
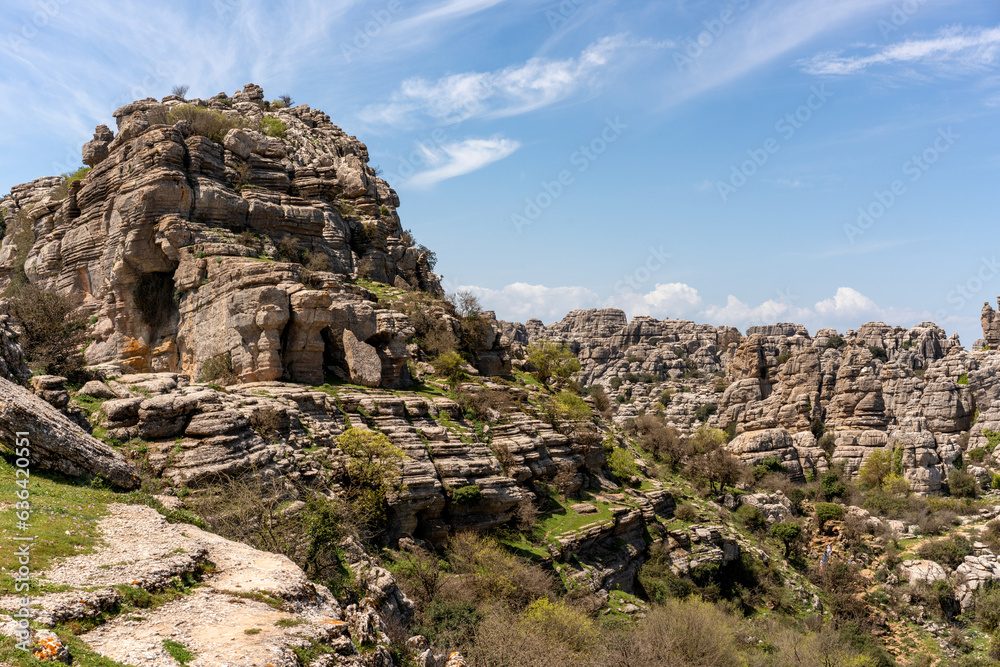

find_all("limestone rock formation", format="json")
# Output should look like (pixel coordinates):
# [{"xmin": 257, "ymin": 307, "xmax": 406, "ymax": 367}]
[
  {"xmin": 0, "ymin": 376, "xmax": 139, "ymax": 488},
  {"xmin": 507, "ymin": 307, "xmax": 980, "ymax": 490},
  {"xmin": 0, "ymin": 308, "xmax": 30, "ymax": 383},
  {"xmin": 983, "ymin": 300, "xmax": 1000, "ymax": 349},
  {"xmin": 0, "ymin": 84, "xmax": 446, "ymax": 389}
]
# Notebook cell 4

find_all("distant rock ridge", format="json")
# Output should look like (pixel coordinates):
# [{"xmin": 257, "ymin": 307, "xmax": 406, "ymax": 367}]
[{"xmin": 503, "ymin": 307, "xmax": 983, "ymax": 493}]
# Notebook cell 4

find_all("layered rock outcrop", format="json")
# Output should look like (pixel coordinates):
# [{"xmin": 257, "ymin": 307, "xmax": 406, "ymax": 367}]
[
  {"xmin": 0, "ymin": 308, "xmax": 30, "ymax": 383},
  {"xmin": 510, "ymin": 308, "xmax": 979, "ymax": 493},
  {"xmin": 0, "ymin": 376, "xmax": 139, "ymax": 488},
  {"xmin": 0, "ymin": 84, "xmax": 447, "ymax": 389}
]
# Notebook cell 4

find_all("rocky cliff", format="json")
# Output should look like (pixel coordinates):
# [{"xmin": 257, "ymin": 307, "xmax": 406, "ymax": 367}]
[
  {"xmin": 507, "ymin": 309, "xmax": 993, "ymax": 494},
  {"xmin": 0, "ymin": 84, "xmax": 453, "ymax": 389}
]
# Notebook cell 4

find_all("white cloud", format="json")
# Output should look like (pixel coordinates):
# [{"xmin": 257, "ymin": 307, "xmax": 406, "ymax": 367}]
[
  {"xmin": 391, "ymin": 0, "xmax": 507, "ymax": 31},
  {"xmin": 662, "ymin": 0, "xmax": 897, "ymax": 106},
  {"xmin": 618, "ymin": 283, "xmax": 702, "ymax": 317},
  {"xmin": 460, "ymin": 282, "xmax": 602, "ymax": 321},
  {"xmin": 406, "ymin": 136, "xmax": 520, "ymax": 186},
  {"xmin": 702, "ymin": 295, "xmax": 811, "ymax": 326},
  {"xmin": 814, "ymin": 286, "xmax": 881, "ymax": 318},
  {"xmin": 461, "ymin": 281, "xmax": 948, "ymax": 338},
  {"xmin": 801, "ymin": 25, "xmax": 1000, "ymax": 76},
  {"xmin": 363, "ymin": 35, "xmax": 629, "ymax": 126}
]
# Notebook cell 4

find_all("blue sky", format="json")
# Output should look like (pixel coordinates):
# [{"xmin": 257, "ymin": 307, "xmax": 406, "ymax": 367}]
[{"xmin": 2, "ymin": 0, "xmax": 999, "ymax": 345}]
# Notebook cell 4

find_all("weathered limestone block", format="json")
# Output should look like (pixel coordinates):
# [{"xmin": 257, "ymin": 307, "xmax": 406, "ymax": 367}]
[
  {"xmin": 285, "ymin": 290, "xmax": 334, "ymax": 384},
  {"xmin": 0, "ymin": 376, "xmax": 139, "ymax": 488},
  {"xmin": 726, "ymin": 428, "xmax": 804, "ymax": 481},
  {"xmin": 343, "ymin": 330, "xmax": 381, "ymax": 387}
]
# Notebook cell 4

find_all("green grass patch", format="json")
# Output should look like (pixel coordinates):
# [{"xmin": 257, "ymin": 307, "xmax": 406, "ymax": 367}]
[
  {"xmin": 162, "ymin": 638, "xmax": 194, "ymax": 665},
  {"xmin": 71, "ymin": 393, "xmax": 108, "ymax": 419},
  {"xmin": 0, "ymin": 456, "xmax": 111, "ymax": 595},
  {"xmin": 536, "ymin": 496, "xmax": 617, "ymax": 543}
]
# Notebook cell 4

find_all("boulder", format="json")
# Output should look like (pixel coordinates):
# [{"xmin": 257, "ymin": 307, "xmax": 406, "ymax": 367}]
[
  {"xmin": 898, "ymin": 559, "xmax": 948, "ymax": 587},
  {"xmin": 0, "ymin": 376, "xmax": 139, "ymax": 488},
  {"xmin": 343, "ymin": 330, "xmax": 382, "ymax": 387}
]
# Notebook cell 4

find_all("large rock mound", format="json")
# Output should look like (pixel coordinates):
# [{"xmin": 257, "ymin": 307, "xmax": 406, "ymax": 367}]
[{"xmin": 0, "ymin": 84, "xmax": 444, "ymax": 388}]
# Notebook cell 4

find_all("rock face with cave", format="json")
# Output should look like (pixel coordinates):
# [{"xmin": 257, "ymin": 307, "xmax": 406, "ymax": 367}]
[{"xmin": 0, "ymin": 84, "xmax": 455, "ymax": 387}]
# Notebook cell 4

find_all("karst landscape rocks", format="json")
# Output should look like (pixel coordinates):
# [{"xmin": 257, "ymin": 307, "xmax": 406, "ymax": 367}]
[{"xmin": 5, "ymin": 84, "xmax": 1000, "ymax": 665}]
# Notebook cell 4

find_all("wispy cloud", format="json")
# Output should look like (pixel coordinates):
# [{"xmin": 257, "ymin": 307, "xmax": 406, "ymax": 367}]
[
  {"xmin": 391, "ymin": 0, "xmax": 507, "ymax": 31},
  {"xmin": 801, "ymin": 25, "xmax": 1000, "ymax": 76},
  {"xmin": 661, "ymin": 0, "xmax": 897, "ymax": 105},
  {"xmin": 407, "ymin": 136, "xmax": 521, "ymax": 186},
  {"xmin": 466, "ymin": 280, "xmax": 936, "ymax": 335},
  {"xmin": 363, "ymin": 35, "xmax": 632, "ymax": 127}
]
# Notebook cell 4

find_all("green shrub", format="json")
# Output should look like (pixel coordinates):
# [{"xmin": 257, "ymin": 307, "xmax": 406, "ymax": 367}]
[
  {"xmin": 868, "ymin": 346, "xmax": 888, "ymax": 362},
  {"xmin": 451, "ymin": 484, "xmax": 482, "ymax": 505},
  {"xmin": 972, "ymin": 581, "xmax": 1000, "ymax": 632},
  {"xmin": 820, "ymin": 469, "xmax": 847, "ymax": 499},
  {"xmin": 418, "ymin": 600, "xmax": 483, "ymax": 648},
  {"xmin": 3, "ymin": 208, "xmax": 34, "ymax": 289},
  {"xmin": 527, "ymin": 341, "xmax": 580, "ymax": 387},
  {"xmin": 902, "ymin": 339, "xmax": 914, "ymax": 350},
  {"xmin": 958, "ymin": 373, "xmax": 969, "ymax": 385},
  {"xmin": 261, "ymin": 116, "xmax": 287, "ymax": 138},
  {"xmin": 825, "ymin": 336, "xmax": 846, "ymax": 349},
  {"xmin": 969, "ymin": 447, "xmax": 987, "ymax": 463},
  {"xmin": 754, "ymin": 456, "xmax": 787, "ymax": 478},
  {"xmin": 770, "ymin": 521, "xmax": 802, "ymax": 557},
  {"xmin": 674, "ymin": 503, "xmax": 697, "ymax": 522},
  {"xmin": 775, "ymin": 352, "xmax": 792, "ymax": 365},
  {"xmin": 610, "ymin": 377, "xmax": 623, "ymax": 390},
  {"xmin": 337, "ymin": 428, "xmax": 405, "ymax": 539},
  {"xmin": 947, "ymin": 467, "xmax": 978, "ymax": 498},
  {"xmin": 432, "ymin": 351, "xmax": 467, "ymax": 386},
  {"xmin": 735, "ymin": 503, "xmax": 765, "ymax": 533},
  {"xmin": 814, "ymin": 502, "xmax": 845, "ymax": 534},
  {"xmin": 986, "ymin": 429, "xmax": 1000, "ymax": 452},
  {"xmin": 167, "ymin": 104, "xmax": 249, "ymax": 143},
  {"xmin": 917, "ymin": 534, "xmax": 972, "ymax": 569},
  {"xmin": 5, "ymin": 282, "xmax": 86, "ymax": 377},
  {"xmin": 548, "ymin": 390, "xmax": 592, "ymax": 421},
  {"xmin": 694, "ymin": 402, "xmax": 717, "ymax": 422},
  {"xmin": 859, "ymin": 449, "xmax": 893, "ymax": 490},
  {"xmin": 521, "ymin": 597, "xmax": 599, "ymax": 654},
  {"xmin": 608, "ymin": 447, "xmax": 639, "ymax": 485},
  {"xmin": 638, "ymin": 545, "xmax": 697, "ymax": 602}
]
